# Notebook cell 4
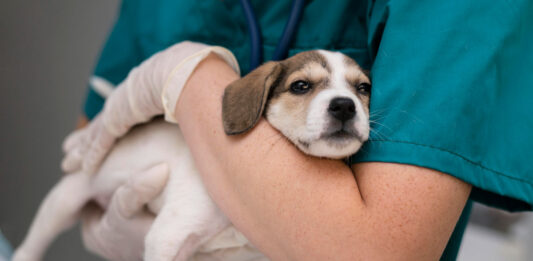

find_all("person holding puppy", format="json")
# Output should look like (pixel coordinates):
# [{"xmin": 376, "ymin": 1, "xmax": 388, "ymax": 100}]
[{"xmin": 66, "ymin": 0, "xmax": 533, "ymax": 260}]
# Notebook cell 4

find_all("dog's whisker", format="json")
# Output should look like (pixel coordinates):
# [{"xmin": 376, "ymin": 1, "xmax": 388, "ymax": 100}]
[
  {"xmin": 369, "ymin": 121, "xmax": 392, "ymax": 133},
  {"xmin": 370, "ymin": 108, "xmax": 386, "ymax": 114},
  {"xmin": 369, "ymin": 128, "xmax": 389, "ymax": 141},
  {"xmin": 369, "ymin": 114, "xmax": 387, "ymax": 123}
]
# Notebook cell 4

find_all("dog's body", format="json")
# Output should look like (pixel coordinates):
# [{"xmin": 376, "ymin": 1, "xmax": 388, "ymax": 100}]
[
  {"xmin": 14, "ymin": 120, "xmax": 263, "ymax": 261},
  {"xmin": 14, "ymin": 50, "xmax": 371, "ymax": 261}
]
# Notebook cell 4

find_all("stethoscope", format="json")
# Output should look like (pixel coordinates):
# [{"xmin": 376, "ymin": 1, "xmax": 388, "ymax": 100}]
[{"xmin": 239, "ymin": 0, "xmax": 306, "ymax": 70}]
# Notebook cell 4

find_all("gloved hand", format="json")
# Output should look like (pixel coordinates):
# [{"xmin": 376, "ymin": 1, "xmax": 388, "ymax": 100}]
[
  {"xmin": 61, "ymin": 41, "xmax": 240, "ymax": 173},
  {"xmin": 80, "ymin": 163, "xmax": 169, "ymax": 261}
]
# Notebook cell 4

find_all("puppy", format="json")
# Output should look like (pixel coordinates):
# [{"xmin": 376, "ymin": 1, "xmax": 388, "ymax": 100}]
[{"xmin": 13, "ymin": 50, "xmax": 371, "ymax": 261}]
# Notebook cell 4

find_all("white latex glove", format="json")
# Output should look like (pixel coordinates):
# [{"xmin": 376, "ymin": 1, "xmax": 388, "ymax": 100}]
[
  {"xmin": 81, "ymin": 163, "xmax": 169, "ymax": 261},
  {"xmin": 62, "ymin": 41, "xmax": 240, "ymax": 173}
]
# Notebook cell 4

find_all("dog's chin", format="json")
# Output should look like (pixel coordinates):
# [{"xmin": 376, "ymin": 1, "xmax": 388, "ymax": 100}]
[{"xmin": 296, "ymin": 132, "xmax": 366, "ymax": 159}]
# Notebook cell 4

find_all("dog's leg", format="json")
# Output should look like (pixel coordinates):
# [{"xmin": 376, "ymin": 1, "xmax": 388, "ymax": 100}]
[
  {"xmin": 172, "ymin": 213, "xmax": 230, "ymax": 261},
  {"xmin": 144, "ymin": 176, "xmax": 229, "ymax": 261},
  {"xmin": 144, "ymin": 203, "xmax": 229, "ymax": 261},
  {"xmin": 13, "ymin": 172, "xmax": 92, "ymax": 261}
]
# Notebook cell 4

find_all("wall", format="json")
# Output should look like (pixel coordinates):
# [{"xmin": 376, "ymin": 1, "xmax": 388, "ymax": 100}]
[
  {"xmin": 0, "ymin": 1, "xmax": 119, "ymax": 260},
  {"xmin": 1, "ymin": 1, "xmax": 531, "ymax": 261}
]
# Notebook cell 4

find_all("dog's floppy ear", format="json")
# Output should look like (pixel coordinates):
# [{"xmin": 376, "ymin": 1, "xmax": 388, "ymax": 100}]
[{"xmin": 223, "ymin": 61, "xmax": 283, "ymax": 135}]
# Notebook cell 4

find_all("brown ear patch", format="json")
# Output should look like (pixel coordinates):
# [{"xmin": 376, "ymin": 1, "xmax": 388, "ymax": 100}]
[{"xmin": 222, "ymin": 62, "xmax": 283, "ymax": 135}]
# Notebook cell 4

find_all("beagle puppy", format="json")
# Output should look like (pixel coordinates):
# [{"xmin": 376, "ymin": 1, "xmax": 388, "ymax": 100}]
[
  {"xmin": 224, "ymin": 50, "xmax": 371, "ymax": 158},
  {"xmin": 14, "ymin": 50, "xmax": 370, "ymax": 261}
]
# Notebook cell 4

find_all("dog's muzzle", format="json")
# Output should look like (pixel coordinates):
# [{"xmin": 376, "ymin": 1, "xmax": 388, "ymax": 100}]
[
  {"xmin": 328, "ymin": 97, "xmax": 355, "ymax": 122},
  {"xmin": 322, "ymin": 96, "xmax": 365, "ymax": 142}
]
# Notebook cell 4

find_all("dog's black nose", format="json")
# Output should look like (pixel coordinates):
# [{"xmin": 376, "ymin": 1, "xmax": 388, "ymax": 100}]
[{"xmin": 328, "ymin": 97, "xmax": 356, "ymax": 122}]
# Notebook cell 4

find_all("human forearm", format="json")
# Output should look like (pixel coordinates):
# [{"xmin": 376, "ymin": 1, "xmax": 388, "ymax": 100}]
[
  {"xmin": 175, "ymin": 55, "xmax": 471, "ymax": 260},
  {"xmin": 175, "ymin": 56, "xmax": 364, "ymax": 260}
]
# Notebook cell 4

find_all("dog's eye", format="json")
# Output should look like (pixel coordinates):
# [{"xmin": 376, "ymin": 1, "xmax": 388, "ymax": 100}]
[
  {"xmin": 290, "ymin": 80, "xmax": 312, "ymax": 94},
  {"xmin": 356, "ymin": 83, "xmax": 371, "ymax": 95}
]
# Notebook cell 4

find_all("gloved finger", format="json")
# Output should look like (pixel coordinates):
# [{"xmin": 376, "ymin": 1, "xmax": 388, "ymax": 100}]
[
  {"xmin": 82, "ymin": 128, "xmax": 115, "ymax": 174},
  {"xmin": 80, "ymin": 202, "xmax": 112, "ymax": 259},
  {"xmin": 60, "ymin": 147, "xmax": 84, "ymax": 173},
  {"xmin": 81, "ymin": 200, "xmax": 152, "ymax": 261},
  {"xmin": 62, "ymin": 128, "xmax": 88, "ymax": 153},
  {"xmin": 110, "ymin": 163, "xmax": 170, "ymax": 219}
]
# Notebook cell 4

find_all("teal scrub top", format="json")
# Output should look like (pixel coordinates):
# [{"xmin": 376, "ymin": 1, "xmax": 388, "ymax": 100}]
[{"xmin": 83, "ymin": 0, "xmax": 533, "ymax": 260}]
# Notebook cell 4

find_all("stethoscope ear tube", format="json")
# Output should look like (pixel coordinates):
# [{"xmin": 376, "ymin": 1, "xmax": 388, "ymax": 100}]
[
  {"xmin": 272, "ymin": 0, "xmax": 305, "ymax": 61},
  {"xmin": 240, "ymin": 0, "xmax": 263, "ymax": 71},
  {"xmin": 240, "ymin": 0, "xmax": 306, "ymax": 71}
]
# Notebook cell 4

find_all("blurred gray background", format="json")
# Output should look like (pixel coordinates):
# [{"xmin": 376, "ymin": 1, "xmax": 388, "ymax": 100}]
[
  {"xmin": 0, "ymin": 1, "xmax": 531, "ymax": 261},
  {"xmin": 0, "ymin": 1, "xmax": 119, "ymax": 260}
]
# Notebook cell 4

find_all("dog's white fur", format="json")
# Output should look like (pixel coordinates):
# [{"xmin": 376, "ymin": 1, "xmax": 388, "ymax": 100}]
[
  {"xmin": 13, "ymin": 121, "xmax": 264, "ymax": 261},
  {"xmin": 14, "ymin": 50, "xmax": 370, "ymax": 261},
  {"xmin": 307, "ymin": 51, "xmax": 369, "ymax": 157},
  {"xmin": 267, "ymin": 50, "xmax": 370, "ymax": 158}
]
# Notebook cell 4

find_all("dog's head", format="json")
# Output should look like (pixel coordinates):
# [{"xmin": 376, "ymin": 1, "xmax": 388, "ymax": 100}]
[{"xmin": 222, "ymin": 50, "xmax": 370, "ymax": 159}]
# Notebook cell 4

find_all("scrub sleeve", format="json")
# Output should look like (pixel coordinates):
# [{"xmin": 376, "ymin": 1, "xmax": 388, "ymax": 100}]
[
  {"xmin": 82, "ymin": 0, "xmax": 532, "ymax": 260},
  {"xmin": 84, "ymin": 0, "xmax": 142, "ymax": 119},
  {"xmin": 350, "ymin": 1, "xmax": 533, "ymax": 258},
  {"xmin": 352, "ymin": 0, "xmax": 533, "ymax": 210}
]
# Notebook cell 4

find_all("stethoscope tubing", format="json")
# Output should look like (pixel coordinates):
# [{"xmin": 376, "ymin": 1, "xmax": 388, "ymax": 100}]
[
  {"xmin": 240, "ymin": 0, "xmax": 305, "ymax": 71},
  {"xmin": 240, "ymin": 0, "xmax": 263, "ymax": 70},
  {"xmin": 272, "ymin": 0, "xmax": 305, "ymax": 61}
]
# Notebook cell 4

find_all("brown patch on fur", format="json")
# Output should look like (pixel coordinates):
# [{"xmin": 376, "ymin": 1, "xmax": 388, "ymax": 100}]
[
  {"xmin": 222, "ymin": 50, "xmax": 371, "ymax": 135},
  {"xmin": 269, "ymin": 51, "xmax": 330, "ymax": 100},
  {"xmin": 266, "ymin": 80, "xmax": 324, "ymax": 127},
  {"xmin": 265, "ymin": 51, "xmax": 333, "ymax": 121},
  {"xmin": 343, "ymin": 55, "xmax": 360, "ymax": 68},
  {"xmin": 290, "ymin": 51, "xmax": 331, "ymax": 73},
  {"xmin": 358, "ymin": 91, "xmax": 370, "ymax": 116},
  {"xmin": 362, "ymin": 69, "xmax": 371, "ymax": 79},
  {"xmin": 344, "ymin": 56, "xmax": 371, "ymax": 115},
  {"xmin": 286, "ymin": 62, "xmax": 328, "ymax": 85}
]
